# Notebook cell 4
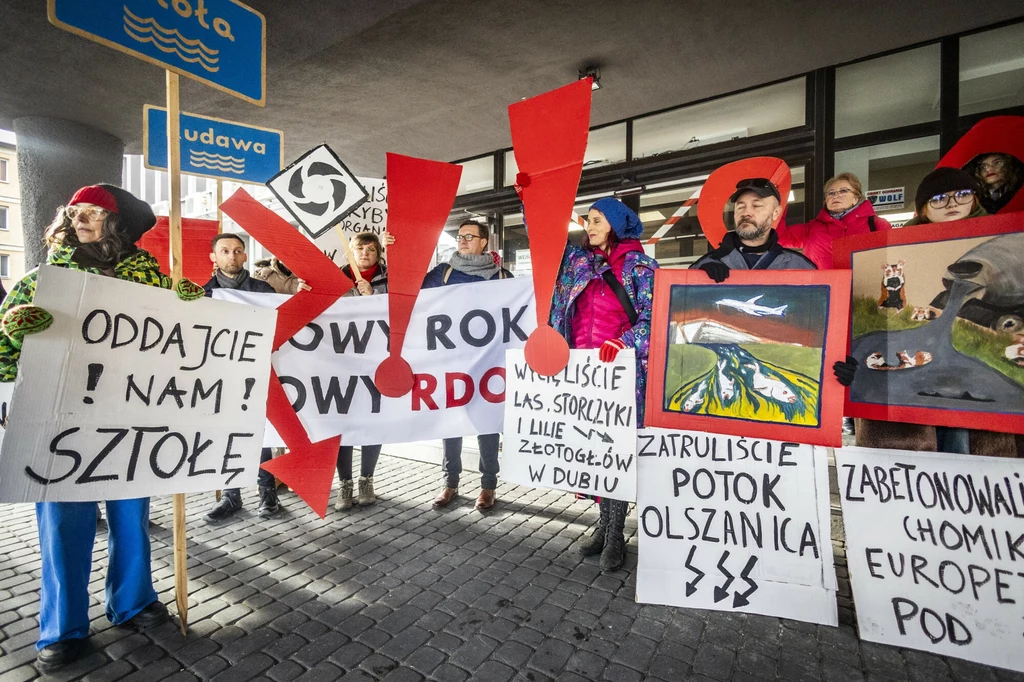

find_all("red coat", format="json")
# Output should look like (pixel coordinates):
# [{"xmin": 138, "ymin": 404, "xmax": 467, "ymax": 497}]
[{"xmin": 777, "ymin": 201, "xmax": 891, "ymax": 269}]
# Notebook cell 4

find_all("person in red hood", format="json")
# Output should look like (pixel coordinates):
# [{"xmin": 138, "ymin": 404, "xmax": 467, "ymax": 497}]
[{"xmin": 777, "ymin": 172, "xmax": 892, "ymax": 270}]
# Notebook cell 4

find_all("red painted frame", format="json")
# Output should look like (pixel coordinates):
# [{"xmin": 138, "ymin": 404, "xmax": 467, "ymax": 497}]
[
  {"xmin": 645, "ymin": 269, "xmax": 851, "ymax": 447},
  {"xmin": 832, "ymin": 211, "xmax": 1024, "ymax": 433}
]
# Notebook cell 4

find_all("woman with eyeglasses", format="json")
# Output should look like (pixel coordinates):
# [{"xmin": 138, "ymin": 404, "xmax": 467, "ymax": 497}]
[
  {"xmin": 776, "ymin": 172, "xmax": 891, "ymax": 270},
  {"xmin": 964, "ymin": 152, "xmax": 1024, "ymax": 215},
  {"xmin": 423, "ymin": 221, "xmax": 512, "ymax": 512},
  {"xmin": 856, "ymin": 167, "xmax": 1017, "ymax": 458},
  {"xmin": 0, "ymin": 185, "xmax": 206, "ymax": 671},
  {"xmin": 549, "ymin": 197, "xmax": 658, "ymax": 573}
]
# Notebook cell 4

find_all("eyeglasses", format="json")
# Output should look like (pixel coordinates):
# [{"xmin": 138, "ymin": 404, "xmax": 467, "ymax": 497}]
[
  {"xmin": 927, "ymin": 190, "xmax": 974, "ymax": 209},
  {"xmin": 826, "ymin": 188, "xmax": 855, "ymax": 199},
  {"xmin": 455, "ymin": 234, "xmax": 483, "ymax": 243},
  {"xmin": 978, "ymin": 158, "xmax": 1007, "ymax": 172},
  {"xmin": 66, "ymin": 205, "xmax": 109, "ymax": 221}
]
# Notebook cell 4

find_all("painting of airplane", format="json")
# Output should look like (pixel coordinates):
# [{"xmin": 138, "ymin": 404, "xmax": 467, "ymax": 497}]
[{"xmin": 716, "ymin": 295, "xmax": 787, "ymax": 317}]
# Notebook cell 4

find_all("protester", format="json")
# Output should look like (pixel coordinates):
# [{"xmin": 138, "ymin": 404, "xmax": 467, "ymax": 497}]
[
  {"xmin": 0, "ymin": 184, "xmax": 206, "ymax": 671},
  {"xmin": 335, "ymin": 231, "xmax": 392, "ymax": 510},
  {"xmin": 692, "ymin": 178, "xmax": 858, "ymax": 417},
  {"xmin": 855, "ymin": 167, "xmax": 1016, "ymax": 457},
  {"xmin": 548, "ymin": 197, "xmax": 656, "ymax": 572},
  {"xmin": 202, "ymin": 233, "xmax": 282, "ymax": 521},
  {"xmin": 776, "ymin": 172, "xmax": 892, "ymax": 270},
  {"xmin": 964, "ymin": 152, "xmax": 1024, "ymax": 214},
  {"xmin": 423, "ymin": 220, "xmax": 511, "ymax": 511}
]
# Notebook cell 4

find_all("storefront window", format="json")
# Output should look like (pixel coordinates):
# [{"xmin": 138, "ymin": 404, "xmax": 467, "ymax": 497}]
[
  {"xmin": 631, "ymin": 78, "xmax": 806, "ymax": 160},
  {"xmin": 834, "ymin": 136, "xmax": 940, "ymax": 225},
  {"xmin": 835, "ymin": 44, "xmax": 941, "ymax": 138},
  {"xmin": 503, "ymin": 122, "xmax": 627, "ymax": 186},
  {"xmin": 960, "ymin": 22, "xmax": 1024, "ymax": 116},
  {"xmin": 456, "ymin": 156, "xmax": 494, "ymax": 196}
]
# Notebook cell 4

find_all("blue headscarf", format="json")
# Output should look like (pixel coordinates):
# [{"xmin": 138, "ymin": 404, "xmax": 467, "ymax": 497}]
[{"xmin": 590, "ymin": 197, "xmax": 644, "ymax": 240}]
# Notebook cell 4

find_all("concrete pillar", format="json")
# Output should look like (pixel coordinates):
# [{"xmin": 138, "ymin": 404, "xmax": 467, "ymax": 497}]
[{"xmin": 12, "ymin": 118, "xmax": 123, "ymax": 268}]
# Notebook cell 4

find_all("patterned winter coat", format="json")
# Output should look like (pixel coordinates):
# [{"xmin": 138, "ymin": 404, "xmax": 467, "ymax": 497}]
[
  {"xmin": 0, "ymin": 244, "xmax": 172, "ymax": 381},
  {"xmin": 550, "ymin": 240, "xmax": 658, "ymax": 426}
]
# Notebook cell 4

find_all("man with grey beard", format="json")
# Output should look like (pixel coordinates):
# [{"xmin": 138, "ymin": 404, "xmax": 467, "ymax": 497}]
[{"xmin": 692, "ymin": 178, "xmax": 816, "ymax": 280}]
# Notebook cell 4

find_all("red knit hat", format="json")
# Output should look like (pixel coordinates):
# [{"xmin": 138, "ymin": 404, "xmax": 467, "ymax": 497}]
[{"xmin": 68, "ymin": 185, "xmax": 118, "ymax": 213}]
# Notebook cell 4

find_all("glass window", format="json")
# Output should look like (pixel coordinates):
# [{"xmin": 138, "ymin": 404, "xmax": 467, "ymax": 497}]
[
  {"xmin": 835, "ymin": 136, "xmax": 940, "ymax": 225},
  {"xmin": 0, "ymin": 206, "xmax": 6, "ymax": 231},
  {"xmin": 631, "ymin": 78, "xmax": 806, "ymax": 160},
  {"xmin": 456, "ymin": 156, "xmax": 494, "ymax": 196},
  {"xmin": 0, "ymin": 255, "xmax": 9, "ymax": 278},
  {"xmin": 504, "ymin": 122, "xmax": 627, "ymax": 186},
  {"xmin": 835, "ymin": 44, "xmax": 941, "ymax": 138},
  {"xmin": 0, "ymin": 159, "xmax": 7, "ymax": 183},
  {"xmin": 960, "ymin": 22, "xmax": 1024, "ymax": 116}
]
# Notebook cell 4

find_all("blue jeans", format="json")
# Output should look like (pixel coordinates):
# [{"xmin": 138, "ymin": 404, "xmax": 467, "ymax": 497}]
[
  {"xmin": 35, "ymin": 498, "xmax": 158, "ymax": 649},
  {"xmin": 443, "ymin": 434, "xmax": 500, "ymax": 489}
]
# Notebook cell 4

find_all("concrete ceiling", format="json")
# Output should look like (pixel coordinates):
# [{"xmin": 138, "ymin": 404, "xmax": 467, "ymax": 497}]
[{"xmin": 1, "ymin": 0, "xmax": 1022, "ymax": 177}]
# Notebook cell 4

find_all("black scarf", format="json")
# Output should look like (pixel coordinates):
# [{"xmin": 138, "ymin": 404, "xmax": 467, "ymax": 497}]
[
  {"xmin": 215, "ymin": 268, "xmax": 251, "ymax": 289},
  {"xmin": 71, "ymin": 242, "xmax": 138, "ymax": 271}
]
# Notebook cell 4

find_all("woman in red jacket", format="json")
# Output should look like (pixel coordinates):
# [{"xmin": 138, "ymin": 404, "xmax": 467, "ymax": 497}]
[{"xmin": 777, "ymin": 172, "xmax": 892, "ymax": 270}]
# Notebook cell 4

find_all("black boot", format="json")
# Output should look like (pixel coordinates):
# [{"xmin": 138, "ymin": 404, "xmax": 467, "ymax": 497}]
[
  {"xmin": 257, "ymin": 485, "xmax": 281, "ymax": 518},
  {"xmin": 205, "ymin": 488, "xmax": 242, "ymax": 522},
  {"xmin": 600, "ymin": 500, "xmax": 628, "ymax": 572},
  {"xmin": 36, "ymin": 638, "xmax": 86, "ymax": 673},
  {"xmin": 578, "ymin": 500, "xmax": 609, "ymax": 556}
]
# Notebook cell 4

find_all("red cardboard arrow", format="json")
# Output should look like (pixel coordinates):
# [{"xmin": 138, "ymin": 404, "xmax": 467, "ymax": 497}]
[
  {"xmin": 373, "ymin": 153, "xmax": 463, "ymax": 398},
  {"xmin": 696, "ymin": 157, "xmax": 791, "ymax": 248},
  {"xmin": 509, "ymin": 78, "xmax": 592, "ymax": 376},
  {"xmin": 259, "ymin": 368, "xmax": 341, "ymax": 518},
  {"xmin": 219, "ymin": 188, "xmax": 355, "ymax": 351},
  {"xmin": 139, "ymin": 217, "xmax": 219, "ymax": 283},
  {"xmin": 937, "ymin": 115, "xmax": 1024, "ymax": 214}
]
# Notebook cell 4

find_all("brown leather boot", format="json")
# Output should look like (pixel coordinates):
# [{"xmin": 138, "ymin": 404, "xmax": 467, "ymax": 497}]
[
  {"xmin": 474, "ymin": 489, "xmax": 496, "ymax": 511},
  {"xmin": 432, "ymin": 487, "xmax": 458, "ymax": 508}
]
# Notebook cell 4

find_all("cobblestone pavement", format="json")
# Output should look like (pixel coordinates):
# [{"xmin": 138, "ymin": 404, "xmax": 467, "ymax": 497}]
[{"xmin": 2, "ymin": 453, "xmax": 1023, "ymax": 682}]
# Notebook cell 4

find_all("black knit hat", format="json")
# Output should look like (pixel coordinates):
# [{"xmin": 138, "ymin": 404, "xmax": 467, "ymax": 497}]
[
  {"xmin": 914, "ymin": 168, "xmax": 979, "ymax": 213},
  {"xmin": 97, "ymin": 184, "xmax": 157, "ymax": 243}
]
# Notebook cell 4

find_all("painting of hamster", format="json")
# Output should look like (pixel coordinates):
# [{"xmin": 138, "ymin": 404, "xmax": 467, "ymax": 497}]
[{"xmin": 878, "ymin": 261, "xmax": 907, "ymax": 312}]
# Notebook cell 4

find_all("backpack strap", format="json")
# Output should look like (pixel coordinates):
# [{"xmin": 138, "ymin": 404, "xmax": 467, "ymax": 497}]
[
  {"xmin": 867, "ymin": 215, "xmax": 876, "ymax": 232},
  {"xmin": 442, "ymin": 266, "xmax": 453, "ymax": 284},
  {"xmin": 601, "ymin": 270, "xmax": 639, "ymax": 326},
  {"xmin": 752, "ymin": 244, "xmax": 784, "ymax": 270}
]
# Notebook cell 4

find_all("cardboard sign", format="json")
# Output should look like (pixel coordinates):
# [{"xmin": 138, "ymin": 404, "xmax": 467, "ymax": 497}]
[
  {"xmin": 832, "ymin": 212, "xmax": 1024, "ymax": 434},
  {"xmin": 266, "ymin": 145, "xmax": 369, "ymax": 240},
  {"xmin": 0, "ymin": 266, "xmax": 277, "ymax": 502},
  {"xmin": 49, "ymin": 0, "xmax": 266, "ymax": 106},
  {"xmin": 144, "ymin": 105, "xmax": 283, "ymax": 183},
  {"xmin": 837, "ymin": 446, "xmax": 1024, "ymax": 674},
  {"xmin": 221, "ymin": 277, "xmax": 535, "ymax": 446},
  {"xmin": 866, "ymin": 187, "xmax": 905, "ymax": 210},
  {"xmin": 645, "ymin": 269, "xmax": 852, "ymax": 447},
  {"xmin": 636, "ymin": 428, "xmax": 837, "ymax": 625},
  {"xmin": 938, "ymin": 116, "xmax": 1024, "ymax": 215},
  {"xmin": 313, "ymin": 178, "xmax": 387, "ymax": 267},
  {"xmin": 502, "ymin": 349, "xmax": 637, "ymax": 502},
  {"xmin": 138, "ymin": 216, "xmax": 219, "ymax": 284}
]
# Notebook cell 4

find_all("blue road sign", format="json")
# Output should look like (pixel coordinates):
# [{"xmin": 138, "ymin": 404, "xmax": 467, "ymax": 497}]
[
  {"xmin": 49, "ymin": 0, "xmax": 266, "ymax": 105},
  {"xmin": 145, "ymin": 105, "xmax": 283, "ymax": 183}
]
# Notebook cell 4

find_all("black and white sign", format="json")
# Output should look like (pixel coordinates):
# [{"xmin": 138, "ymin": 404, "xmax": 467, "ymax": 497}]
[
  {"xmin": 313, "ymin": 178, "xmax": 387, "ymax": 267},
  {"xmin": 636, "ymin": 428, "xmax": 837, "ymax": 625},
  {"xmin": 837, "ymin": 447, "xmax": 1024, "ymax": 674},
  {"xmin": 502, "ymin": 349, "xmax": 637, "ymax": 502},
  {"xmin": 266, "ymin": 144, "xmax": 368, "ymax": 239},
  {"xmin": 0, "ymin": 266, "xmax": 276, "ymax": 502}
]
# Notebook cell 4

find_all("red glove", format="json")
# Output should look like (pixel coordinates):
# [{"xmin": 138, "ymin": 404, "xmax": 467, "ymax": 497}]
[{"xmin": 599, "ymin": 339, "xmax": 626, "ymax": 363}]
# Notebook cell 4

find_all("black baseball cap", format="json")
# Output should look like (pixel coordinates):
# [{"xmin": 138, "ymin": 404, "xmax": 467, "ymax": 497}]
[{"xmin": 730, "ymin": 178, "xmax": 781, "ymax": 203}]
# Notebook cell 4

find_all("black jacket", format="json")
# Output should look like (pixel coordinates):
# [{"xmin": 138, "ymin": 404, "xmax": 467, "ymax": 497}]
[{"xmin": 203, "ymin": 271, "xmax": 276, "ymax": 297}]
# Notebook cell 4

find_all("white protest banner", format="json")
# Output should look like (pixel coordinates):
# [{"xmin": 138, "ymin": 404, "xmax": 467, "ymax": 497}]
[
  {"xmin": 220, "ymin": 277, "xmax": 534, "ymax": 446},
  {"xmin": 636, "ymin": 428, "xmax": 837, "ymax": 625},
  {"xmin": 0, "ymin": 266, "xmax": 276, "ymax": 503},
  {"xmin": 313, "ymin": 178, "xmax": 387, "ymax": 267},
  {"xmin": 501, "ymin": 349, "xmax": 637, "ymax": 502},
  {"xmin": 0, "ymin": 382, "xmax": 11, "ymax": 451},
  {"xmin": 836, "ymin": 446, "xmax": 1024, "ymax": 674}
]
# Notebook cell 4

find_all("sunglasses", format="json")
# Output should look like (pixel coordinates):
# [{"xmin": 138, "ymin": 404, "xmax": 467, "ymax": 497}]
[{"xmin": 66, "ymin": 205, "xmax": 109, "ymax": 221}]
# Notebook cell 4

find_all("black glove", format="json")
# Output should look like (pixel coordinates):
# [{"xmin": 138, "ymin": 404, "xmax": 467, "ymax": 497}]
[
  {"xmin": 833, "ymin": 355, "xmax": 858, "ymax": 387},
  {"xmin": 698, "ymin": 261, "xmax": 729, "ymax": 283}
]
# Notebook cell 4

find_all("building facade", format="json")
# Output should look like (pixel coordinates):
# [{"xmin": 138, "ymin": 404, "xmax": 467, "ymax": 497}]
[{"xmin": 0, "ymin": 131, "xmax": 27, "ymax": 287}]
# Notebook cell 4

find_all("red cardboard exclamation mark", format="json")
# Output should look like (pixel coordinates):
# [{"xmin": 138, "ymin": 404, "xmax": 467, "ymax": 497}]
[
  {"xmin": 373, "ymin": 152, "xmax": 463, "ymax": 397},
  {"xmin": 509, "ymin": 79, "xmax": 592, "ymax": 376}
]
